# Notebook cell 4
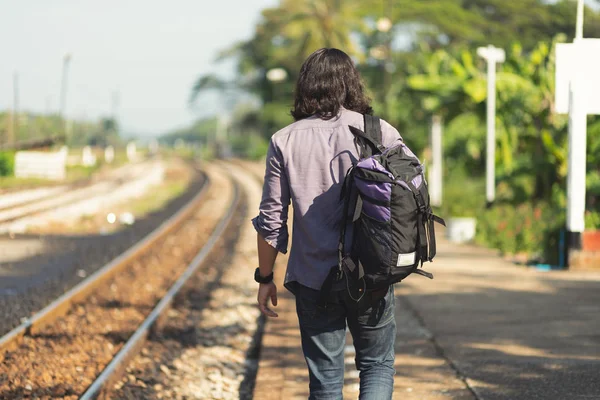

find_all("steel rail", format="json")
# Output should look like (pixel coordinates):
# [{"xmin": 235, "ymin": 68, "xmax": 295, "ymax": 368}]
[
  {"xmin": 0, "ymin": 170, "xmax": 209, "ymax": 353},
  {"xmin": 80, "ymin": 176, "xmax": 241, "ymax": 399}
]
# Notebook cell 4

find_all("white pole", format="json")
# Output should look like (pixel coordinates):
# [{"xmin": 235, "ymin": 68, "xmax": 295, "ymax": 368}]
[
  {"xmin": 566, "ymin": 79, "xmax": 587, "ymax": 235},
  {"xmin": 429, "ymin": 115, "xmax": 443, "ymax": 207},
  {"xmin": 576, "ymin": 0, "xmax": 584, "ymax": 41},
  {"xmin": 566, "ymin": 1, "xmax": 587, "ymax": 263},
  {"xmin": 566, "ymin": 45, "xmax": 588, "ymax": 258},
  {"xmin": 485, "ymin": 49, "xmax": 496, "ymax": 204}
]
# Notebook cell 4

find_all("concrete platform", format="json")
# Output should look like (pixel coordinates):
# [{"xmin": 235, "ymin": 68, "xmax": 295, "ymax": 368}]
[{"xmin": 254, "ymin": 234, "xmax": 600, "ymax": 399}]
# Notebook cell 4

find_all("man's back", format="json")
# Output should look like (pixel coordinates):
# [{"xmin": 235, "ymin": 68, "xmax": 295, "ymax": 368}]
[{"xmin": 254, "ymin": 108, "xmax": 401, "ymax": 291}]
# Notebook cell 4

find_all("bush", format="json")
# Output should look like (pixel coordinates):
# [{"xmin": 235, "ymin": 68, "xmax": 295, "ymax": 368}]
[
  {"xmin": 434, "ymin": 164, "xmax": 485, "ymax": 218},
  {"xmin": 439, "ymin": 166, "xmax": 567, "ymax": 264},
  {"xmin": 475, "ymin": 201, "xmax": 565, "ymax": 264},
  {"xmin": 0, "ymin": 152, "xmax": 15, "ymax": 176},
  {"xmin": 585, "ymin": 210, "xmax": 600, "ymax": 230}
]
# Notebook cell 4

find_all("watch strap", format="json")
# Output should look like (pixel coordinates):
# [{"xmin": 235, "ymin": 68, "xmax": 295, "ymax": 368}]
[{"xmin": 254, "ymin": 268, "xmax": 274, "ymax": 284}]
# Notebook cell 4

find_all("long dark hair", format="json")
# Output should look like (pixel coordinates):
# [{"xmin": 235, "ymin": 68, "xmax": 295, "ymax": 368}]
[{"xmin": 291, "ymin": 48, "xmax": 373, "ymax": 121}]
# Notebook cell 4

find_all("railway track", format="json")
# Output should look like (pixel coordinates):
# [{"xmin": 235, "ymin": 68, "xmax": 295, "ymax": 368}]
[
  {"xmin": 0, "ymin": 161, "xmax": 148, "ymax": 212},
  {"xmin": 108, "ymin": 160, "xmax": 266, "ymax": 399},
  {"xmin": 0, "ymin": 161, "xmax": 162, "ymax": 231},
  {"xmin": 0, "ymin": 164, "xmax": 241, "ymax": 399}
]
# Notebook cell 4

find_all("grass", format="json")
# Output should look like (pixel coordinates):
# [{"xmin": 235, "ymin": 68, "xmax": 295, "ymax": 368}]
[
  {"xmin": 0, "ymin": 166, "xmax": 95, "ymax": 192},
  {"xmin": 128, "ymin": 179, "xmax": 189, "ymax": 217},
  {"xmin": 0, "ymin": 150, "xmax": 131, "ymax": 192},
  {"xmin": 0, "ymin": 176, "xmax": 52, "ymax": 191},
  {"xmin": 32, "ymin": 161, "xmax": 194, "ymax": 235}
]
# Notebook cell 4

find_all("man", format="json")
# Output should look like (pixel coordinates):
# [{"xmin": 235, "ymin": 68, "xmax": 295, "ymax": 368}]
[{"xmin": 253, "ymin": 48, "xmax": 402, "ymax": 400}]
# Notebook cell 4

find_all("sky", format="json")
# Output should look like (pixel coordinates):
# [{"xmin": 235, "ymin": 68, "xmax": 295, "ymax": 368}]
[{"xmin": 0, "ymin": 0, "xmax": 278, "ymax": 136}]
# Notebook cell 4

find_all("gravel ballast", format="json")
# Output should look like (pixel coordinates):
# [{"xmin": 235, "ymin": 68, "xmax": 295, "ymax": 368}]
[
  {"xmin": 0, "ymin": 165, "xmax": 234, "ymax": 399},
  {"xmin": 113, "ymin": 162, "xmax": 269, "ymax": 400},
  {"xmin": 0, "ymin": 161, "xmax": 204, "ymax": 336}
]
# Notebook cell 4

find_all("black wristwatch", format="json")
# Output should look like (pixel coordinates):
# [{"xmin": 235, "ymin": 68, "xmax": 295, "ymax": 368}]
[{"xmin": 254, "ymin": 268, "xmax": 274, "ymax": 284}]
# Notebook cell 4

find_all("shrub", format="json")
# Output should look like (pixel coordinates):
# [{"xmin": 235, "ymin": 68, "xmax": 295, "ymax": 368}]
[
  {"xmin": 475, "ymin": 201, "xmax": 565, "ymax": 264},
  {"xmin": 0, "ymin": 152, "xmax": 15, "ymax": 176},
  {"xmin": 230, "ymin": 134, "xmax": 269, "ymax": 160},
  {"xmin": 434, "ymin": 164, "xmax": 485, "ymax": 218}
]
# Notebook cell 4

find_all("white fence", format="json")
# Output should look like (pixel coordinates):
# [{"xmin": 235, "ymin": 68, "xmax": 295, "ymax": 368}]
[{"xmin": 14, "ymin": 149, "xmax": 67, "ymax": 180}]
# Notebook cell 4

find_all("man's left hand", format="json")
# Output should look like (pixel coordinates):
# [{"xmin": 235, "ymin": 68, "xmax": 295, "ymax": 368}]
[{"xmin": 257, "ymin": 282, "xmax": 279, "ymax": 318}]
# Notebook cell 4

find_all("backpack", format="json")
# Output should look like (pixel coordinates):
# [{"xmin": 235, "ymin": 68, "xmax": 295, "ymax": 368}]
[{"xmin": 319, "ymin": 114, "xmax": 445, "ymax": 306}]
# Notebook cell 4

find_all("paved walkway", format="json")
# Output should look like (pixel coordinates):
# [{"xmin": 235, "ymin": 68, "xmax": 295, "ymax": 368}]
[{"xmin": 254, "ymin": 232, "xmax": 600, "ymax": 399}]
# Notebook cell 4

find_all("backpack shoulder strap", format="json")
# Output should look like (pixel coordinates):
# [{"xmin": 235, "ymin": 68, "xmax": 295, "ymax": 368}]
[
  {"xmin": 348, "ymin": 114, "xmax": 385, "ymax": 157},
  {"xmin": 364, "ymin": 114, "xmax": 383, "ymax": 147}
]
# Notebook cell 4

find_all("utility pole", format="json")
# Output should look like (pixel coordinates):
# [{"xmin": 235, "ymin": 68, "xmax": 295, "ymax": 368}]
[
  {"xmin": 7, "ymin": 74, "xmax": 15, "ymax": 145},
  {"xmin": 59, "ymin": 54, "xmax": 71, "ymax": 136},
  {"xmin": 13, "ymin": 72, "xmax": 19, "ymax": 144},
  {"xmin": 111, "ymin": 90, "xmax": 119, "ymax": 121},
  {"xmin": 477, "ymin": 45, "xmax": 505, "ymax": 206}
]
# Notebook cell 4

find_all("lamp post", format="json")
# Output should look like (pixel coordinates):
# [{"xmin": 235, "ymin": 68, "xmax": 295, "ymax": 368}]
[
  {"xmin": 266, "ymin": 67, "xmax": 287, "ymax": 101},
  {"xmin": 266, "ymin": 67, "xmax": 287, "ymax": 109},
  {"xmin": 375, "ymin": 16, "xmax": 393, "ymax": 114},
  {"xmin": 477, "ymin": 45, "xmax": 505, "ymax": 206}
]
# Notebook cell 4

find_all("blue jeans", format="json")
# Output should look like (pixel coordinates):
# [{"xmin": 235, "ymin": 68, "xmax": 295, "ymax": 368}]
[{"xmin": 293, "ymin": 282, "xmax": 396, "ymax": 400}]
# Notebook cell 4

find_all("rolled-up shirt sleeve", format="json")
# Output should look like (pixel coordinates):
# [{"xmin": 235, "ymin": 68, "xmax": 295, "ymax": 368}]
[{"xmin": 252, "ymin": 138, "xmax": 290, "ymax": 254}]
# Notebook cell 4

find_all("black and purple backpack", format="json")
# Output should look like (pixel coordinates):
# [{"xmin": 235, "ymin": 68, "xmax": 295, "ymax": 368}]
[{"xmin": 320, "ymin": 115, "xmax": 446, "ymax": 306}]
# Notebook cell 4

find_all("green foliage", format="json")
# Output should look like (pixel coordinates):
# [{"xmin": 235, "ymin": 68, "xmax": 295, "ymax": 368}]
[
  {"xmin": 384, "ymin": 0, "xmax": 600, "ymax": 50},
  {"xmin": 182, "ymin": 0, "xmax": 600, "ymax": 261},
  {"xmin": 161, "ymin": 117, "xmax": 218, "ymax": 145},
  {"xmin": 475, "ymin": 201, "xmax": 565, "ymax": 264},
  {"xmin": 0, "ymin": 112, "xmax": 121, "ymax": 148},
  {"xmin": 586, "ymin": 210, "xmax": 600, "ymax": 230},
  {"xmin": 408, "ymin": 37, "xmax": 572, "ymax": 199},
  {"xmin": 406, "ymin": 34, "xmax": 600, "ymax": 261},
  {"xmin": 435, "ymin": 166, "xmax": 485, "ymax": 218},
  {"xmin": 230, "ymin": 134, "xmax": 270, "ymax": 160},
  {"xmin": 0, "ymin": 151, "xmax": 15, "ymax": 176}
]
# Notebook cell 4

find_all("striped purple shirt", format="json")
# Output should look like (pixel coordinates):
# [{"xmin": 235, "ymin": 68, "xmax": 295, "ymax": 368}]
[{"xmin": 252, "ymin": 108, "xmax": 402, "ymax": 291}]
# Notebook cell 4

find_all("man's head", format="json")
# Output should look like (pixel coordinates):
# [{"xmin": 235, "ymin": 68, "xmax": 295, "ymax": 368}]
[{"xmin": 291, "ymin": 48, "xmax": 372, "ymax": 121}]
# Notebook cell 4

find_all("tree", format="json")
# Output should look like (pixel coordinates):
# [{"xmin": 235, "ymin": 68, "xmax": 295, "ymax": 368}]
[
  {"xmin": 384, "ymin": 0, "xmax": 600, "ymax": 51},
  {"xmin": 190, "ymin": 0, "xmax": 367, "ymax": 137},
  {"xmin": 405, "ymin": 36, "xmax": 581, "ymax": 203},
  {"xmin": 189, "ymin": 0, "xmax": 600, "ymax": 146}
]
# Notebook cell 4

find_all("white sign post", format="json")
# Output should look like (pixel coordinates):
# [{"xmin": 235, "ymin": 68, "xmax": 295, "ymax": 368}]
[
  {"xmin": 477, "ymin": 45, "xmax": 505, "ymax": 205},
  {"xmin": 554, "ymin": 0, "xmax": 600, "ymax": 265}
]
